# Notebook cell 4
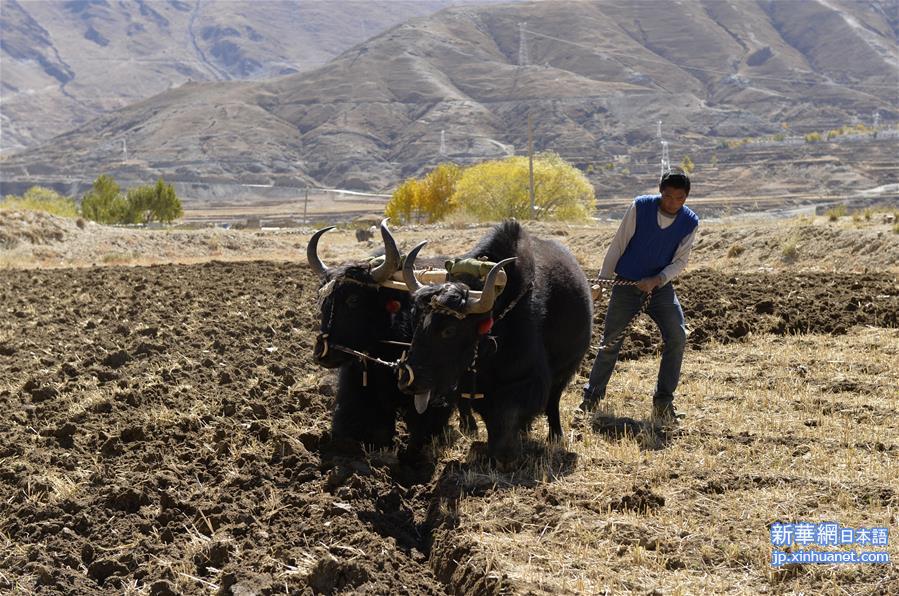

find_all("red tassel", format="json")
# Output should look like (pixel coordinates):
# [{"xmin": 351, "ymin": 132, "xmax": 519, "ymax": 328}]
[
  {"xmin": 385, "ymin": 299, "xmax": 401, "ymax": 314},
  {"xmin": 477, "ymin": 317, "xmax": 494, "ymax": 335}
]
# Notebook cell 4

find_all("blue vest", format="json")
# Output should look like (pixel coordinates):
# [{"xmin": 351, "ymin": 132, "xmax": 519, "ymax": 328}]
[{"xmin": 615, "ymin": 195, "xmax": 699, "ymax": 281}]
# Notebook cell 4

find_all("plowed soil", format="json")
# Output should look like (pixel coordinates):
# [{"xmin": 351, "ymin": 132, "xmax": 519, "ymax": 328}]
[{"xmin": 1, "ymin": 261, "xmax": 896, "ymax": 593}]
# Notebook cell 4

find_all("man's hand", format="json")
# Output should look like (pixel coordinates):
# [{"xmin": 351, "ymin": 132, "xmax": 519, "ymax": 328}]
[{"xmin": 636, "ymin": 275, "xmax": 663, "ymax": 293}]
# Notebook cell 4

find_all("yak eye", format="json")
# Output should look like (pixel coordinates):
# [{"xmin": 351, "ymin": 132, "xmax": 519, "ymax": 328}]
[
  {"xmin": 345, "ymin": 294, "xmax": 361, "ymax": 309},
  {"xmin": 440, "ymin": 325, "xmax": 457, "ymax": 339}
]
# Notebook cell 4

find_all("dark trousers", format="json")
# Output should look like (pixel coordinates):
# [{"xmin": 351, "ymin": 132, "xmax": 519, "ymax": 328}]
[{"xmin": 584, "ymin": 282, "xmax": 687, "ymax": 404}]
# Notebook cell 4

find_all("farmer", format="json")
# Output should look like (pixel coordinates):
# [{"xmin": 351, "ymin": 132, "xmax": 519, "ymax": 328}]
[{"xmin": 579, "ymin": 168, "xmax": 699, "ymax": 423}]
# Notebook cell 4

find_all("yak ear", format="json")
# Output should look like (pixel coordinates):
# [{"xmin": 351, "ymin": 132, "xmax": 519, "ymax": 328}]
[
  {"xmin": 402, "ymin": 241, "xmax": 428, "ymax": 294},
  {"xmin": 464, "ymin": 258, "xmax": 516, "ymax": 314},
  {"xmin": 370, "ymin": 218, "xmax": 400, "ymax": 283},
  {"xmin": 307, "ymin": 226, "xmax": 335, "ymax": 276}
]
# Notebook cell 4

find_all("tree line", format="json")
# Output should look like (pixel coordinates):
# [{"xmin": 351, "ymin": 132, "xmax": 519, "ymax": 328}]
[
  {"xmin": 1, "ymin": 175, "xmax": 183, "ymax": 225},
  {"xmin": 385, "ymin": 152, "xmax": 597, "ymax": 224}
]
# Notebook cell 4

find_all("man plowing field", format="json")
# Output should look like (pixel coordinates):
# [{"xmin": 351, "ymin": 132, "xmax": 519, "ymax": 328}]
[{"xmin": 581, "ymin": 168, "xmax": 699, "ymax": 424}]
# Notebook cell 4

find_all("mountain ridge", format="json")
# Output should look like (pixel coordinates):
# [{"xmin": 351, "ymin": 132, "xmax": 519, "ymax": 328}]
[
  {"xmin": 0, "ymin": 0, "xmax": 481, "ymax": 151},
  {"xmin": 2, "ymin": 0, "xmax": 896, "ymax": 201}
]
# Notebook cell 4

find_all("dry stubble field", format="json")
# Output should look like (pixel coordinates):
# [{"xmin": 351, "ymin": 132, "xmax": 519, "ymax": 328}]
[{"xmin": 0, "ymin": 211, "xmax": 897, "ymax": 594}]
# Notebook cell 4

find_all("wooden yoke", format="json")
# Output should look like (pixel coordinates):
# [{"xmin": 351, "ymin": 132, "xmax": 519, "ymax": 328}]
[{"xmin": 380, "ymin": 269, "xmax": 508, "ymax": 298}]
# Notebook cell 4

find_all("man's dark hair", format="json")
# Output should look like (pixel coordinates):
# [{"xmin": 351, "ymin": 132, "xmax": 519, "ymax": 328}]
[{"xmin": 660, "ymin": 168, "xmax": 691, "ymax": 196}]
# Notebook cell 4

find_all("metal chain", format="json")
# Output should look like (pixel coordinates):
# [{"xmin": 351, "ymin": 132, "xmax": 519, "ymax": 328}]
[
  {"xmin": 596, "ymin": 284, "xmax": 653, "ymax": 352},
  {"xmin": 590, "ymin": 276, "xmax": 640, "ymax": 288},
  {"xmin": 493, "ymin": 281, "xmax": 534, "ymax": 323},
  {"xmin": 328, "ymin": 343, "xmax": 399, "ymax": 370}
]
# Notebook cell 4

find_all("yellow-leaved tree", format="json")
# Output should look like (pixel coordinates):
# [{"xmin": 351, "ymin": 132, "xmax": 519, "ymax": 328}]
[
  {"xmin": 452, "ymin": 153, "xmax": 595, "ymax": 222},
  {"xmin": 385, "ymin": 178, "xmax": 425, "ymax": 224},
  {"xmin": 385, "ymin": 162, "xmax": 462, "ymax": 224},
  {"xmin": 418, "ymin": 163, "xmax": 461, "ymax": 222}
]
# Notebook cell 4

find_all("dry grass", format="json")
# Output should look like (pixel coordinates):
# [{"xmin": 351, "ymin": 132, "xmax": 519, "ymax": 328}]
[
  {"xmin": 3, "ymin": 210, "xmax": 898, "ymax": 273},
  {"xmin": 445, "ymin": 329, "xmax": 898, "ymax": 594}
]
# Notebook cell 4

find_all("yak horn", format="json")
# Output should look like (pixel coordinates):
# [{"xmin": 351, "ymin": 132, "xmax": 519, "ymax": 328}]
[
  {"xmin": 464, "ymin": 258, "xmax": 516, "ymax": 314},
  {"xmin": 306, "ymin": 226, "xmax": 335, "ymax": 276},
  {"xmin": 370, "ymin": 218, "xmax": 400, "ymax": 283},
  {"xmin": 402, "ymin": 241, "xmax": 429, "ymax": 294}
]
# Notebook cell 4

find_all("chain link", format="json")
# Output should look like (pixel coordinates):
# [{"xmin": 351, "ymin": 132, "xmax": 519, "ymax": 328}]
[{"xmin": 593, "ymin": 278, "xmax": 653, "ymax": 352}]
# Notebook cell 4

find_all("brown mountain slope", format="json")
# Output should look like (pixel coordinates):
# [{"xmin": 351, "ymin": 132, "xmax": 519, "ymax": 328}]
[
  {"xmin": 0, "ymin": 0, "xmax": 483, "ymax": 152},
  {"xmin": 1, "ymin": 0, "xmax": 896, "ymax": 200}
]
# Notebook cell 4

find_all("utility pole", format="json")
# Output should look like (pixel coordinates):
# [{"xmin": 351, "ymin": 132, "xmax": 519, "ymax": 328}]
[
  {"xmin": 519, "ymin": 22, "xmax": 528, "ymax": 66},
  {"xmin": 303, "ymin": 187, "xmax": 309, "ymax": 225},
  {"xmin": 658, "ymin": 120, "xmax": 670, "ymax": 177},
  {"xmin": 661, "ymin": 140, "xmax": 670, "ymax": 177},
  {"xmin": 528, "ymin": 112, "xmax": 535, "ymax": 219}
]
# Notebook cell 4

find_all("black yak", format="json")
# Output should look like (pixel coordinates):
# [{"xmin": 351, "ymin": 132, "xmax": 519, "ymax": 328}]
[
  {"xmin": 307, "ymin": 220, "xmax": 454, "ymax": 453},
  {"xmin": 397, "ymin": 220, "xmax": 592, "ymax": 465}
]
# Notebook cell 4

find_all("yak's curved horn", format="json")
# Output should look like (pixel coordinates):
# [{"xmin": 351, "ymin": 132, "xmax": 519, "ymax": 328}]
[
  {"xmin": 306, "ymin": 226, "xmax": 335, "ymax": 276},
  {"xmin": 402, "ymin": 241, "xmax": 429, "ymax": 294},
  {"xmin": 464, "ymin": 258, "xmax": 517, "ymax": 314},
  {"xmin": 370, "ymin": 218, "xmax": 400, "ymax": 283}
]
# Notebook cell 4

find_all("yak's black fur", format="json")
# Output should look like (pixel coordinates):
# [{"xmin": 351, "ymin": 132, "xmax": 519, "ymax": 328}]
[
  {"xmin": 402, "ymin": 220, "xmax": 592, "ymax": 463},
  {"xmin": 314, "ymin": 261, "xmax": 453, "ymax": 453}
]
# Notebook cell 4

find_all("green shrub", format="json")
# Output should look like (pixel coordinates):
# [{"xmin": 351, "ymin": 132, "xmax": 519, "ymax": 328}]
[
  {"xmin": 81, "ymin": 175, "xmax": 128, "ymax": 224},
  {"xmin": 82, "ymin": 175, "xmax": 182, "ymax": 225},
  {"xmin": 1, "ymin": 186, "xmax": 79, "ymax": 218},
  {"xmin": 125, "ymin": 178, "xmax": 183, "ymax": 224},
  {"xmin": 781, "ymin": 237, "xmax": 799, "ymax": 261}
]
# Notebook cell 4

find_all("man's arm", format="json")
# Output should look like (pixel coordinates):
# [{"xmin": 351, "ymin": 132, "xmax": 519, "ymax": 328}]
[
  {"xmin": 635, "ymin": 227, "xmax": 698, "ymax": 291},
  {"xmin": 599, "ymin": 203, "xmax": 636, "ymax": 279},
  {"xmin": 658, "ymin": 228, "xmax": 697, "ymax": 285}
]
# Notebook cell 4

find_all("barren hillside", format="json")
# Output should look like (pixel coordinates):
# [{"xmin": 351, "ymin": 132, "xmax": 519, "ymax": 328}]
[
  {"xmin": 2, "ymin": 0, "xmax": 896, "ymax": 201},
  {"xmin": 0, "ymin": 0, "xmax": 491, "ymax": 152}
]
